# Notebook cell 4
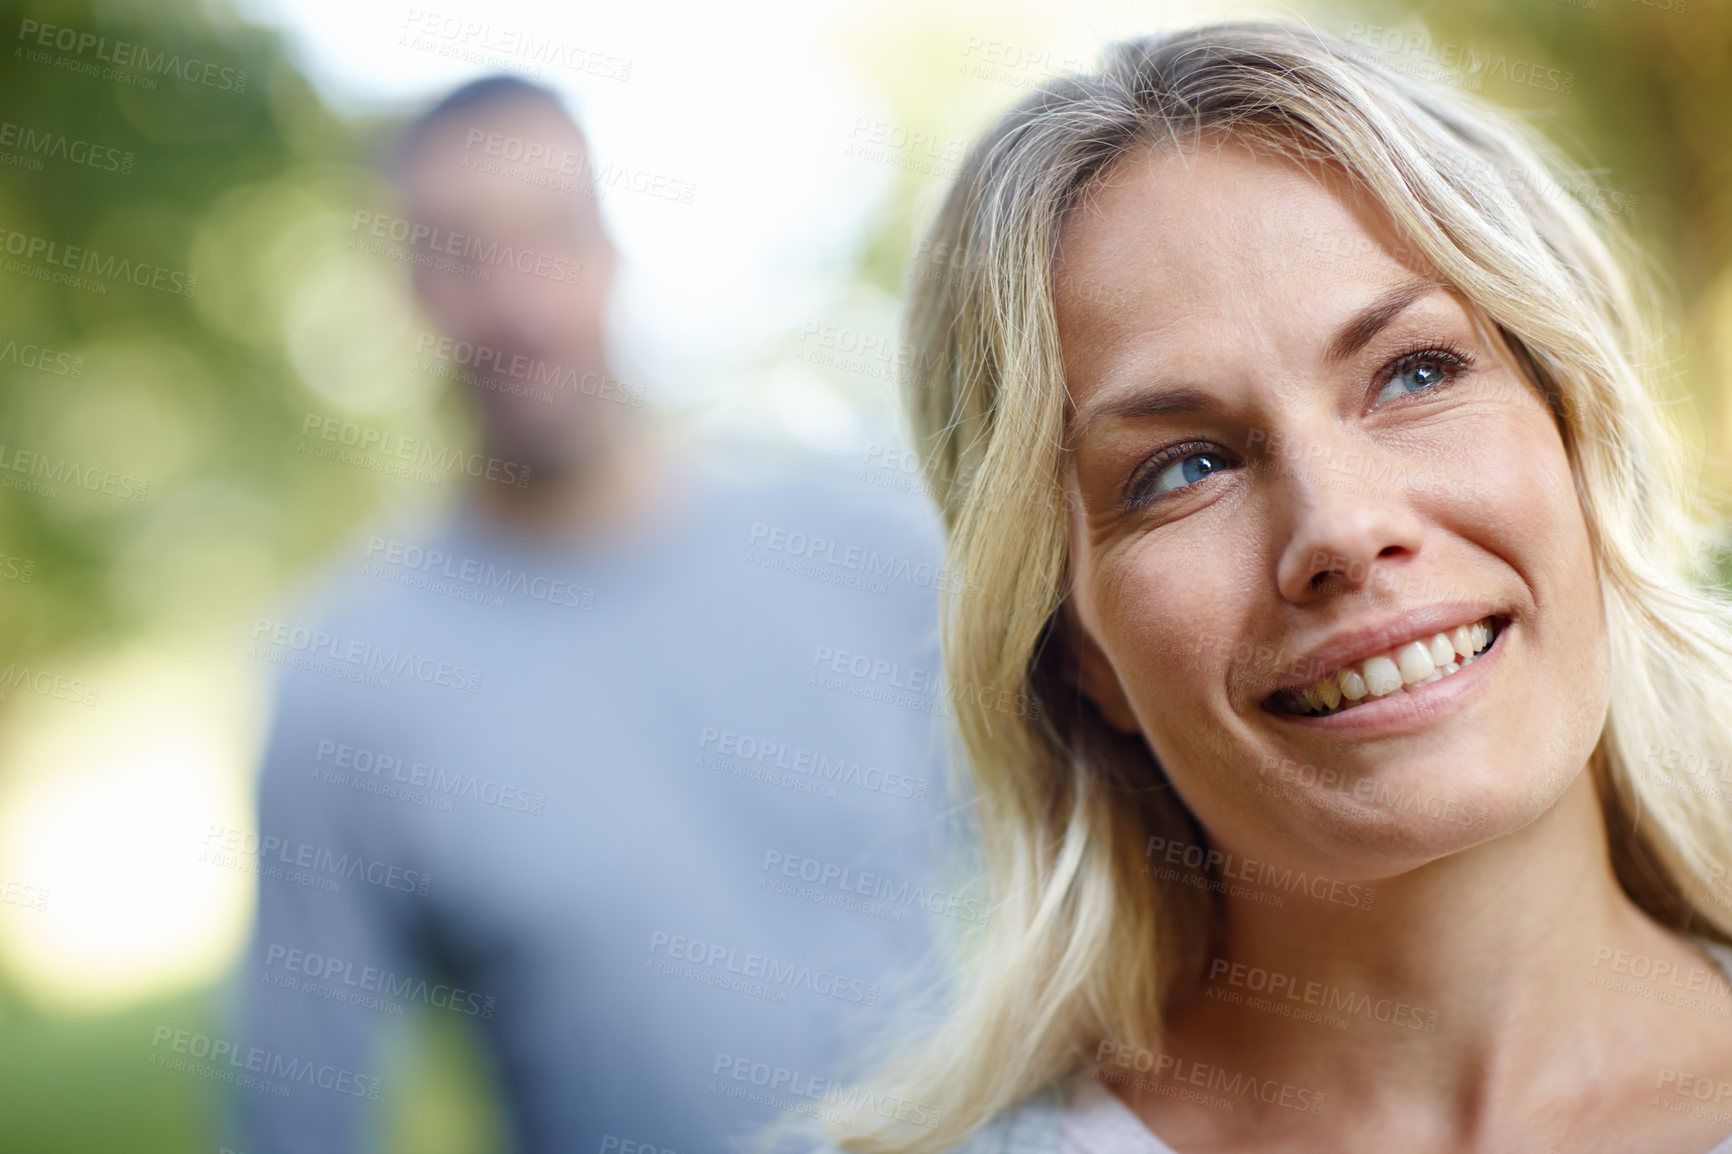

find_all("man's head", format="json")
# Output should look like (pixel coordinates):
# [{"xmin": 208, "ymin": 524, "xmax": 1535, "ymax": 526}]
[{"xmin": 392, "ymin": 77, "xmax": 621, "ymax": 484}]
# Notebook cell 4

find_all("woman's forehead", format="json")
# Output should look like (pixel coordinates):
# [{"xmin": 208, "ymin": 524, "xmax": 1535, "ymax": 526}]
[
  {"xmin": 1054, "ymin": 143, "xmax": 1411, "ymax": 309},
  {"xmin": 1051, "ymin": 146, "xmax": 1442, "ymax": 401}
]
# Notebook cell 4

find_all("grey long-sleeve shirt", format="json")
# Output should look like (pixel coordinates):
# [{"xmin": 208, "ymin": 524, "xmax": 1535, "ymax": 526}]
[{"xmin": 230, "ymin": 455, "xmax": 967, "ymax": 1154}]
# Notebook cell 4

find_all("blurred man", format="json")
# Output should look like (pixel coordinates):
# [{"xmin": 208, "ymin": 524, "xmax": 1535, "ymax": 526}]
[{"xmin": 233, "ymin": 77, "xmax": 951, "ymax": 1153}]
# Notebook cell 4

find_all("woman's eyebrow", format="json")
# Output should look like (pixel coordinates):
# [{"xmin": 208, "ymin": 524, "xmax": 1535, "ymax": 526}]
[
  {"xmin": 1066, "ymin": 276, "xmax": 1444, "ymax": 450},
  {"xmin": 1067, "ymin": 387, "xmax": 1224, "ymax": 451},
  {"xmin": 1325, "ymin": 276, "xmax": 1443, "ymax": 363}
]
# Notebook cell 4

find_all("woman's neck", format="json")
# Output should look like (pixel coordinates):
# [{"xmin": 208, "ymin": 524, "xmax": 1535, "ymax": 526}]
[{"xmin": 1133, "ymin": 769, "xmax": 1732, "ymax": 1152}]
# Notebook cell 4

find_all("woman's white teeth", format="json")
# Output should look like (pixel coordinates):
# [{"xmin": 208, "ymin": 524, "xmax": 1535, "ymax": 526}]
[
  {"xmin": 1279, "ymin": 618, "xmax": 1497, "ymax": 716},
  {"xmin": 1394, "ymin": 641, "xmax": 1435, "ymax": 684},
  {"xmin": 1362, "ymin": 654, "xmax": 1403, "ymax": 697}
]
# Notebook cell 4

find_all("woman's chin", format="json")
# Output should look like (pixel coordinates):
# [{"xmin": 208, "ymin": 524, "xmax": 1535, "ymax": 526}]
[{"xmin": 1242, "ymin": 771, "xmax": 1555, "ymax": 879}]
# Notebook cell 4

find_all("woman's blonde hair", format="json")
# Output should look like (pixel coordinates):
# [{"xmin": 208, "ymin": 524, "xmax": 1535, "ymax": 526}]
[{"xmin": 820, "ymin": 17, "xmax": 1732, "ymax": 1154}]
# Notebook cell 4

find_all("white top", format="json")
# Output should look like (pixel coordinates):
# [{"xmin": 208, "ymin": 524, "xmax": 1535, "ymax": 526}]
[
  {"xmin": 1059, "ymin": 1075, "xmax": 1174, "ymax": 1152},
  {"xmin": 1057, "ymin": 940, "xmax": 1732, "ymax": 1154}
]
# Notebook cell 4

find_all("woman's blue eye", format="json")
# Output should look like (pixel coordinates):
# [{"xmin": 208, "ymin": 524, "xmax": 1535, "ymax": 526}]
[
  {"xmin": 1374, "ymin": 358, "xmax": 1449, "ymax": 405},
  {"xmin": 1122, "ymin": 347, "xmax": 1466, "ymax": 509},
  {"xmin": 1149, "ymin": 451, "xmax": 1228, "ymax": 497}
]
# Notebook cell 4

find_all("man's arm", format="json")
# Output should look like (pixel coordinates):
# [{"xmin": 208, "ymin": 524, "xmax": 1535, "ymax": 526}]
[{"xmin": 230, "ymin": 664, "xmax": 416, "ymax": 1154}]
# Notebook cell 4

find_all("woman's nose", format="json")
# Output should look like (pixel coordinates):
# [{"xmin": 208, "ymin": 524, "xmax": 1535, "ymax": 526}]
[{"xmin": 1271, "ymin": 437, "xmax": 1427, "ymax": 604}]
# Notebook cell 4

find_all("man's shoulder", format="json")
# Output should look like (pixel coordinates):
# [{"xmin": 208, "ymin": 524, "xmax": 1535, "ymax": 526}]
[{"xmin": 695, "ymin": 451, "xmax": 945, "ymax": 557}]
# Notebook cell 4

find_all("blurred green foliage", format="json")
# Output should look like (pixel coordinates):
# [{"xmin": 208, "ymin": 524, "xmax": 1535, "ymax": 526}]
[
  {"xmin": 0, "ymin": 0, "xmax": 502, "ymax": 1150},
  {"xmin": 0, "ymin": 987, "xmax": 505, "ymax": 1153},
  {"xmin": 0, "ymin": 989, "xmax": 219, "ymax": 1152},
  {"xmin": 0, "ymin": 0, "xmax": 347, "ymax": 667}
]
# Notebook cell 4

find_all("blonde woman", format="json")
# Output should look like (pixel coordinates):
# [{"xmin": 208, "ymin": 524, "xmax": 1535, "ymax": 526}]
[{"xmin": 815, "ymin": 19, "xmax": 1732, "ymax": 1154}]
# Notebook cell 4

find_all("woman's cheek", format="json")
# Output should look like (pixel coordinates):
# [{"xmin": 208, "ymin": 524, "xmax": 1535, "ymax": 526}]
[
  {"xmin": 1101, "ymin": 544, "xmax": 1226, "ymax": 705},
  {"xmin": 1431, "ymin": 404, "xmax": 1574, "ymax": 600}
]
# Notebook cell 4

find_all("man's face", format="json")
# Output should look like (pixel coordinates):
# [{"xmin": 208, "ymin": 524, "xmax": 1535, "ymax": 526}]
[{"xmin": 398, "ymin": 99, "xmax": 619, "ymax": 476}]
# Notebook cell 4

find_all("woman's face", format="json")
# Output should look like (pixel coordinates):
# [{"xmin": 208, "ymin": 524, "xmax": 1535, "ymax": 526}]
[{"xmin": 1055, "ymin": 141, "xmax": 1610, "ymax": 880}]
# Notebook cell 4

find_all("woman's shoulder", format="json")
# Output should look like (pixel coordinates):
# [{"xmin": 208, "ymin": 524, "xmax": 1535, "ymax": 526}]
[{"xmin": 807, "ymin": 1081, "xmax": 1070, "ymax": 1154}]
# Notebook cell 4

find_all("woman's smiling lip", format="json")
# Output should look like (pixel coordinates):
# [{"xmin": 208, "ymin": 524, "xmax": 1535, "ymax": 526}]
[
  {"xmin": 1258, "ymin": 617, "xmax": 1510, "ymax": 735},
  {"xmin": 1261, "ymin": 602, "xmax": 1503, "ymax": 697}
]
